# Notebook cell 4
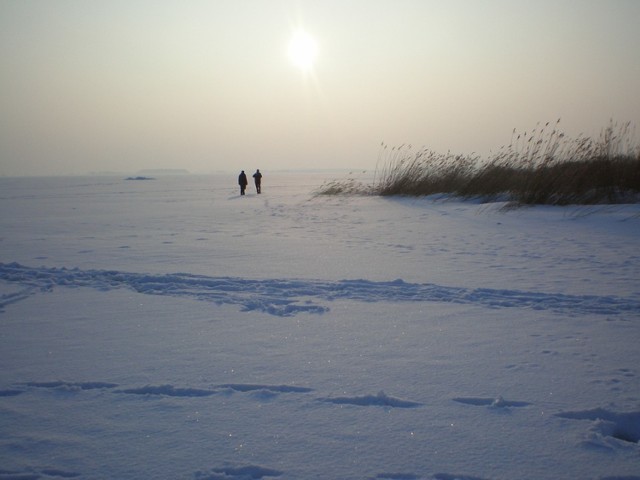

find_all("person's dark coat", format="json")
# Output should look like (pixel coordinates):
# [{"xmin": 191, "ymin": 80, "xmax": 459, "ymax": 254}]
[
  {"xmin": 252, "ymin": 169, "xmax": 262, "ymax": 193},
  {"xmin": 238, "ymin": 171, "xmax": 248, "ymax": 195}
]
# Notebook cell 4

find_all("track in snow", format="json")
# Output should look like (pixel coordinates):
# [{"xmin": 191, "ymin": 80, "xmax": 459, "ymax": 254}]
[{"xmin": 2, "ymin": 262, "xmax": 639, "ymax": 317}]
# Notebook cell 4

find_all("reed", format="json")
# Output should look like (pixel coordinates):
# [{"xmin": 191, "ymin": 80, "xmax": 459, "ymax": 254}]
[{"xmin": 315, "ymin": 121, "xmax": 640, "ymax": 205}]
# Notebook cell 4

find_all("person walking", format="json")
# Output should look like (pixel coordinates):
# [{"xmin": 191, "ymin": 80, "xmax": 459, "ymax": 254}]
[
  {"xmin": 253, "ymin": 169, "xmax": 262, "ymax": 194},
  {"xmin": 238, "ymin": 170, "xmax": 248, "ymax": 195}
]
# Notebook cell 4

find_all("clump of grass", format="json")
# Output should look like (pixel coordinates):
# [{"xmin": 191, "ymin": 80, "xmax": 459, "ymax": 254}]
[
  {"xmin": 316, "ymin": 120, "xmax": 640, "ymax": 205},
  {"xmin": 480, "ymin": 119, "xmax": 640, "ymax": 205},
  {"xmin": 373, "ymin": 145, "xmax": 480, "ymax": 197}
]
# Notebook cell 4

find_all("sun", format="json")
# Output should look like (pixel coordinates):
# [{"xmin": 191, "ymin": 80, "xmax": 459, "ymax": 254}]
[{"xmin": 288, "ymin": 29, "xmax": 318, "ymax": 72}]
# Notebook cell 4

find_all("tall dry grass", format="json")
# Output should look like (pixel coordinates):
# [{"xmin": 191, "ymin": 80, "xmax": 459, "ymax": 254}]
[{"xmin": 316, "ymin": 120, "xmax": 640, "ymax": 205}]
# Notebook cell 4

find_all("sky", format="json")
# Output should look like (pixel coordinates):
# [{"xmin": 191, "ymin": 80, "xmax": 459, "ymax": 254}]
[{"xmin": 1, "ymin": 0, "xmax": 639, "ymax": 176}]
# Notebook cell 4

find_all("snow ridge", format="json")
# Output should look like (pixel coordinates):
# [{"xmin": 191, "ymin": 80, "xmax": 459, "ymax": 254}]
[
  {"xmin": 555, "ymin": 408, "xmax": 640, "ymax": 446},
  {"xmin": 10, "ymin": 381, "xmax": 427, "ymax": 410},
  {"xmin": 194, "ymin": 465, "xmax": 283, "ymax": 480},
  {"xmin": 2, "ymin": 262, "xmax": 639, "ymax": 317},
  {"xmin": 5, "ymin": 377, "xmax": 639, "ymax": 478},
  {"xmin": 452, "ymin": 396, "xmax": 531, "ymax": 408},
  {"xmin": 317, "ymin": 390, "xmax": 423, "ymax": 408}
]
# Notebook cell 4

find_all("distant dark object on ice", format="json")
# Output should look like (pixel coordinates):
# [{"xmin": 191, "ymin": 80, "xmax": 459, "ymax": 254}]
[
  {"xmin": 136, "ymin": 168, "xmax": 190, "ymax": 175},
  {"xmin": 125, "ymin": 176, "xmax": 155, "ymax": 181}
]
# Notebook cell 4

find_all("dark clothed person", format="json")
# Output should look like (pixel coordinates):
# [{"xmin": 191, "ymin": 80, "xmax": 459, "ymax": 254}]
[
  {"xmin": 238, "ymin": 170, "xmax": 248, "ymax": 195},
  {"xmin": 253, "ymin": 169, "xmax": 263, "ymax": 194}
]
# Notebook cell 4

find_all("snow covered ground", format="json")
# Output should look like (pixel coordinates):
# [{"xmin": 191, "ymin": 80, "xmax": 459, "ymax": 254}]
[{"xmin": 1, "ymin": 173, "xmax": 639, "ymax": 480}]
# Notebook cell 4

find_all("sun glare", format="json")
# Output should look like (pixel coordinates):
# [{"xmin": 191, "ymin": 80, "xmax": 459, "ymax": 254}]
[{"xmin": 288, "ymin": 29, "xmax": 318, "ymax": 72}]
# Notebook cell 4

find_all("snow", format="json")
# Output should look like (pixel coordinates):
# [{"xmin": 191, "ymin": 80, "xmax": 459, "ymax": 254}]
[{"xmin": 0, "ymin": 173, "xmax": 639, "ymax": 480}]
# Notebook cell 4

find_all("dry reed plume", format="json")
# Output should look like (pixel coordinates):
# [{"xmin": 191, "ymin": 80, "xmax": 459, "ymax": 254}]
[{"xmin": 316, "ymin": 120, "xmax": 640, "ymax": 205}]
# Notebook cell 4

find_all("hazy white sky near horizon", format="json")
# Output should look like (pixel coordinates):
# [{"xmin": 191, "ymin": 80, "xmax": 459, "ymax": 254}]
[{"xmin": 1, "ymin": 0, "xmax": 639, "ymax": 176}]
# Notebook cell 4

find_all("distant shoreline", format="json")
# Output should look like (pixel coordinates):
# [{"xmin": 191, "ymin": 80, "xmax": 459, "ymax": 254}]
[{"xmin": 0, "ymin": 168, "xmax": 360, "ymax": 179}]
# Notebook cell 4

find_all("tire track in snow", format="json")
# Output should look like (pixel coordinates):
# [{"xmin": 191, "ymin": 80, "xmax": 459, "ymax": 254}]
[{"xmin": 1, "ymin": 262, "xmax": 639, "ymax": 317}]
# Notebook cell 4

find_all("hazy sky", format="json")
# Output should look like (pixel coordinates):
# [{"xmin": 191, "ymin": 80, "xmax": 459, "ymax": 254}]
[{"xmin": 1, "ymin": 0, "xmax": 639, "ymax": 176}]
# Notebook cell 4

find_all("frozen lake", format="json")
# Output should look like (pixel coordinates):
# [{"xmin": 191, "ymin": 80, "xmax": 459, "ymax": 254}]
[{"xmin": 1, "ymin": 173, "xmax": 639, "ymax": 479}]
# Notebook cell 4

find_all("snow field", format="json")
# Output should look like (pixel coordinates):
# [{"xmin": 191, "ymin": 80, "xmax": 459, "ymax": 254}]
[{"xmin": 0, "ymin": 174, "xmax": 639, "ymax": 480}]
